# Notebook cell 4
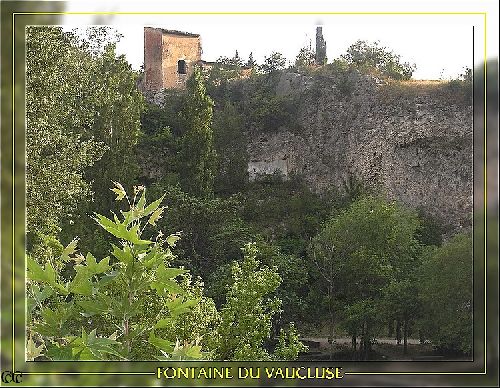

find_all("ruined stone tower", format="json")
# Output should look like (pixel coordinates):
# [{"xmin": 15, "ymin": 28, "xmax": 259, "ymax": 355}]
[
  {"xmin": 315, "ymin": 27, "xmax": 327, "ymax": 65},
  {"xmin": 143, "ymin": 27, "xmax": 202, "ymax": 91}
]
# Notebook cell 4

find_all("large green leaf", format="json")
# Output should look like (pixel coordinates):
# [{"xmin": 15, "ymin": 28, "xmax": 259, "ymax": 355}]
[
  {"xmin": 143, "ymin": 194, "xmax": 166, "ymax": 218},
  {"xmin": 27, "ymin": 257, "xmax": 68, "ymax": 295},
  {"xmin": 95, "ymin": 214, "xmax": 151, "ymax": 244},
  {"xmin": 148, "ymin": 331, "xmax": 174, "ymax": 353},
  {"xmin": 85, "ymin": 253, "xmax": 110, "ymax": 275},
  {"xmin": 136, "ymin": 189, "xmax": 146, "ymax": 212},
  {"xmin": 60, "ymin": 238, "xmax": 79, "ymax": 262},
  {"xmin": 94, "ymin": 213, "xmax": 120, "ymax": 236},
  {"xmin": 164, "ymin": 297, "xmax": 200, "ymax": 317},
  {"xmin": 153, "ymin": 318, "xmax": 173, "ymax": 329},
  {"xmin": 111, "ymin": 244, "xmax": 133, "ymax": 265},
  {"xmin": 140, "ymin": 246, "xmax": 165, "ymax": 269},
  {"xmin": 33, "ymin": 304, "xmax": 74, "ymax": 337},
  {"xmin": 150, "ymin": 263, "xmax": 188, "ymax": 296},
  {"xmin": 77, "ymin": 300, "xmax": 109, "ymax": 316},
  {"xmin": 46, "ymin": 343, "xmax": 74, "ymax": 360},
  {"xmin": 127, "ymin": 224, "xmax": 152, "ymax": 245},
  {"xmin": 170, "ymin": 340, "xmax": 203, "ymax": 360},
  {"xmin": 27, "ymin": 257, "xmax": 54, "ymax": 284},
  {"xmin": 69, "ymin": 254, "xmax": 110, "ymax": 295},
  {"xmin": 147, "ymin": 207, "xmax": 164, "ymax": 226},
  {"xmin": 31, "ymin": 284, "xmax": 53, "ymax": 305},
  {"xmin": 156, "ymin": 264, "xmax": 188, "ymax": 280},
  {"xmin": 68, "ymin": 273, "xmax": 93, "ymax": 296},
  {"xmin": 69, "ymin": 328, "xmax": 123, "ymax": 360}
]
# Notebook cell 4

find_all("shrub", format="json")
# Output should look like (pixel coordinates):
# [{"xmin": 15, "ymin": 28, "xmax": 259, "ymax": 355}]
[{"xmin": 27, "ymin": 184, "xmax": 208, "ymax": 360}]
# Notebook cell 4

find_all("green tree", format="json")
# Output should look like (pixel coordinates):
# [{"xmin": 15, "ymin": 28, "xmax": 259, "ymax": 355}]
[
  {"xmin": 246, "ymin": 52, "xmax": 256, "ymax": 67},
  {"xmin": 179, "ymin": 66, "xmax": 217, "ymax": 197},
  {"xmin": 382, "ymin": 278, "xmax": 421, "ymax": 354},
  {"xmin": 26, "ymin": 26, "xmax": 144, "ymax": 256},
  {"xmin": 418, "ymin": 234, "xmax": 472, "ymax": 355},
  {"xmin": 341, "ymin": 299, "xmax": 379, "ymax": 357},
  {"xmin": 294, "ymin": 44, "xmax": 316, "ymax": 70},
  {"xmin": 213, "ymin": 243, "xmax": 306, "ymax": 360},
  {"xmin": 213, "ymin": 102, "xmax": 248, "ymax": 194},
  {"xmin": 341, "ymin": 40, "xmax": 416, "ymax": 80},
  {"xmin": 80, "ymin": 28, "xmax": 144, "ymax": 211},
  {"xmin": 137, "ymin": 99, "xmax": 185, "ymax": 190},
  {"xmin": 204, "ymin": 55, "xmax": 244, "ymax": 99},
  {"xmin": 260, "ymin": 52, "xmax": 287, "ymax": 73},
  {"xmin": 310, "ymin": 196, "xmax": 421, "ymax": 357},
  {"xmin": 148, "ymin": 184, "xmax": 254, "ymax": 278},
  {"xmin": 26, "ymin": 26, "xmax": 107, "ymax": 240},
  {"xmin": 231, "ymin": 50, "xmax": 243, "ymax": 67}
]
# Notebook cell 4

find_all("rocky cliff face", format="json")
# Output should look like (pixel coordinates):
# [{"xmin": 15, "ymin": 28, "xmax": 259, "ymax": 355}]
[{"xmin": 246, "ymin": 71, "xmax": 473, "ymax": 230}]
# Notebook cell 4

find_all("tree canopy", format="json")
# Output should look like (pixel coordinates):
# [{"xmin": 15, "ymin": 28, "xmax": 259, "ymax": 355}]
[
  {"xmin": 26, "ymin": 27, "xmax": 105, "ymax": 238},
  {"xmin": 418, "ymin": 234, "xmax": 472, "ymax": 355},
  {"xmin": 341, "ymin": 40, "xmax": 416, "ymax": 80},
  {"xmin": 179, "ymin": 66, "xmax": 217, "ymax": 197},
  {"xmin": 26, "ymin": 26, "xmax": 144, "ymax": 256}
]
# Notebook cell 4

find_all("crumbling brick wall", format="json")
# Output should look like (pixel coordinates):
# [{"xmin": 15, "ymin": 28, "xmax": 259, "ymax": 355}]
[{"xmin": 144, "ymin": 28, "xmax": 163, "ymax": 91}]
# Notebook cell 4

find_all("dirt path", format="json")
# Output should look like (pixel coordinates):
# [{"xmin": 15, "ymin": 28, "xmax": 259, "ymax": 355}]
[
  {"xmin": 298, "ymin": 336, "xmax": 436, "ymax": 361},
  {"xmin": 301, "ymin": 336, "xmax": 421, "ymax": 348}
]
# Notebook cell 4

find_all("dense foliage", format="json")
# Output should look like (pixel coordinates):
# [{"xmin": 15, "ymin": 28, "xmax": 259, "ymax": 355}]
[
  {"xmin": 341, "ymin": 40, "xmax": 416, "ymax": 80},
  {"xmin": 27, "ymin": 185, "xmax": 305, "ymax": 361},
  {"xmin": 27, "ymin": 185, "xmax": 205, "ymax": 360},
  {"xmin": 26, "ymin": 26, "xmax": 144, "ymax": 257},
  {"xmin": 26, "ymin": 27, "xmax": 106, "ymax": 238},
  {"xmin": 294, "ymin": 44, "xmax": 316, "ymax": 69},
  {"xmin": 310, "ymin": 196, "xmax": 422, "ymax": 357},
  {"xmin": 418, "ymin": 234, "xmax": 472, "ymax": 355},
  {"xmin": 179, "ymin": 67, "xmax": 217, "ymax": 197},
  {"xmin": 214, "ymin": 243, "xmax": 307, "ymax": 360}
]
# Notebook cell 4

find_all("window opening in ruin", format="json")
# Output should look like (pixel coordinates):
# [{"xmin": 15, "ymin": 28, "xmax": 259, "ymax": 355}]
[{"xmin": 177, "ymin": 60, "xmax": 187, "ymax": 74}]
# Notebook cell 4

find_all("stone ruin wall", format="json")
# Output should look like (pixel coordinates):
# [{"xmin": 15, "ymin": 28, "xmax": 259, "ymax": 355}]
[
  {"xmin": 144, "ymin": 27, "xmax": 201, "ymax": 91},
  {"xmin": 160, "ymin": 33, "xmax": 201, "ymax": 89},
  {"xmin": 143, "ymin": 28, "xmax": 163, "ymax": 91}
]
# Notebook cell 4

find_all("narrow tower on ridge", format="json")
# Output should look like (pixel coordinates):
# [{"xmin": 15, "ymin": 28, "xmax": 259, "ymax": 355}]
[{"xmin": 315, "ymin": 26, "xmax": 327, "ymax": 65}]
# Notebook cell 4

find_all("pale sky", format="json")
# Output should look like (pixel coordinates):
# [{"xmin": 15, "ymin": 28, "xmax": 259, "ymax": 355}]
[{"xmin": 62, "ymin": 0, "xmax": 498, "ymax": 81}]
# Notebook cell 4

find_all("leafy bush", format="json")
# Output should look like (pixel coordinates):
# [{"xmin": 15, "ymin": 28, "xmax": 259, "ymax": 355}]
[
  {"xmin": 446, "ymin": 67, "xmax": 473, "ymax": 105},
  {"xmin": 294, "ymin": 44, "xmax": 316, "ymax": 70},
  {"xmin": 273, "ymin": 323, "xmax": 308, "ymax": 360},
  {"xmin": 242, "ymin": 175, "xmax": 332, "ymax": 242},
  {"xmin": 27, "ymin": 184, "xmax": 207, "ymax": 360},
  {"xmin": 243, "ymin": 89, "xmax": 299, "ymax": 132},
  {"xmin": 314, "ymin": 59, "xmax": 356, "ymax": 96},
  {"xmin": 26, "ymin": 27, "xmax": 108, "ymax": 238}
]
